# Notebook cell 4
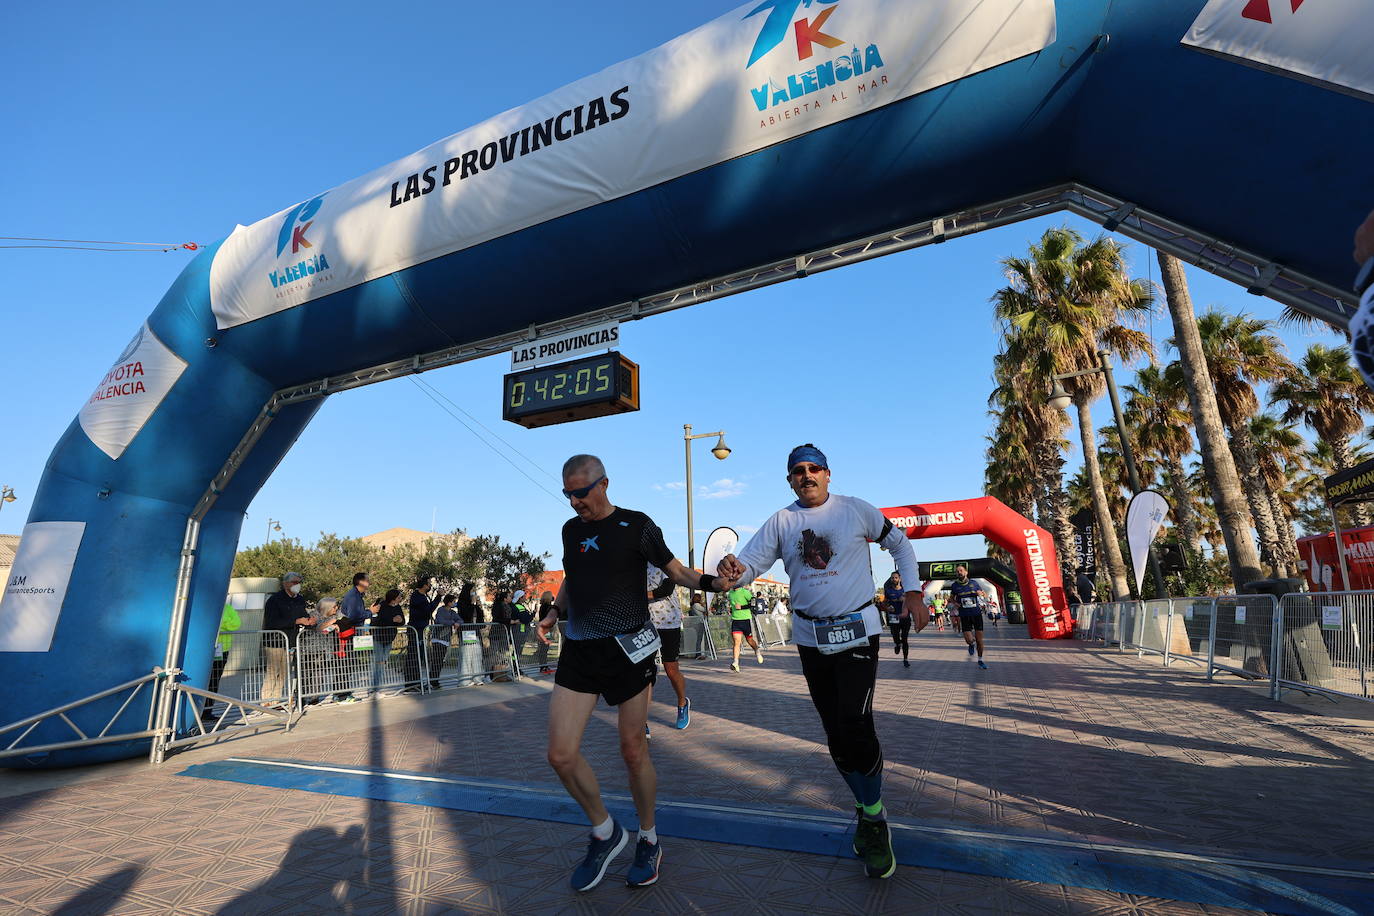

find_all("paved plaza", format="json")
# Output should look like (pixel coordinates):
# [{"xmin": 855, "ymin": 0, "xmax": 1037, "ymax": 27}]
[{"xmin": 1, "ymin": 624, "xmax": 1371, "ymax": 915}]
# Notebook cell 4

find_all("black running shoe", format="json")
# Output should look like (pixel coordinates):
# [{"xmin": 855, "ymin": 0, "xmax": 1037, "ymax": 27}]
[{"xmin": 854, "ymin": 816, "xmax": 895, "ymax": 878}]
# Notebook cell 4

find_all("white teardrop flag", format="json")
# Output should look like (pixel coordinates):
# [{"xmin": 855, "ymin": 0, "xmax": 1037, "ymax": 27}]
[
  {"xmin": 701, "ymin": 526, "xmax": 739, "ymax": 589},
  {"xmin": 1126, "ymin": 490, "xmax": 1171, "ymax": 595}
]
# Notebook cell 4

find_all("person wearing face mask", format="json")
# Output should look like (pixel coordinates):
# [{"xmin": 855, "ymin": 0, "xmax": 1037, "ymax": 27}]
[{"xmin": 261, "ymin": 571, "xmax": 314, "ymax": 709}]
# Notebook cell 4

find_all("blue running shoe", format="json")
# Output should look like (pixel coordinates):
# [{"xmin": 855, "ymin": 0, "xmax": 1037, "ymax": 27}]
[
  {"xmin": 967, "ymin": 642, "xmax": 975, "ymax": 656},
  {"xmin": 571, "ymin": 821, "xmax": 628, "ymax": 892},
  {"xmin": 625, "ymin": 837, "xmax": 662, "ymax": 887},
  {"xmin": 978, "ymin": 660, "xmax": 988, "ymax": 670},
  {"xmin": 674, "ymin": 698, "xmax": 691, "ymax": 730}
]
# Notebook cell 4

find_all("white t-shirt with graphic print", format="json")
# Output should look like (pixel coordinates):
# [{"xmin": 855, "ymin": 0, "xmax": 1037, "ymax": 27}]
[
  {"xmin": 733, "ymin": 494, "xmax": 918, "ymax": 648},
  {"xmin": 646, "ymin": 563, "xmax": 682, "ymax": 629}
]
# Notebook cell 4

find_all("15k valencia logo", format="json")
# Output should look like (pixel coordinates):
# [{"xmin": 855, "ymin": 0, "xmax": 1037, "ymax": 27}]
[
  {"xmin": 743, "ymin": 0, "xmax": 887, "ymax": 121},
  {"xmin": 269, "ymin": 194, "xmax": 333, "ymax": 294}
]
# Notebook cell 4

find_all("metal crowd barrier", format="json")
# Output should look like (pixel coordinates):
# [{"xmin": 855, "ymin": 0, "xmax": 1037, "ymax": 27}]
[
  {"xmin": 755, "ymin": 615, "xmax": 792, "ymax": 649},
  {"xmin": 1211, "ymin": 594, "xmax": 1278, "ymax": 684},
  {"xmin": 429, "ymin": 623, "xmax": 516, "ymax": 687},
  {"xmin": 1084, "ymin": 591, "xmax": 1374, "ymax": 705},
  {"xmin": 509, "ymin": 619, "xmax": 562, "ymax": 677},
  {"xmin": 679, "ymin": 617, "xmax": 714, "ymax": 659},
  {"xmin": 706, "ymin": 616, "xmax": 732, "ymax": 655},
  {"xmin": 1277, "ymin": 592, "xmax": 1373, "ymax": 702},
  {"xmin": 294, "ymin": 625, "xmax": 424, "ymax": 704},
  {"xmin": 211, "ymin": 628, "xmax": 294, "ymax": 715}
]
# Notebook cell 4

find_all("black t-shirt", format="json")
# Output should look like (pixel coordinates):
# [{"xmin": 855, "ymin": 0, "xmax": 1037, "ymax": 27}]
[{"xmin": 562, "ymin": 507, "xmax": 674, "ymax": 639}]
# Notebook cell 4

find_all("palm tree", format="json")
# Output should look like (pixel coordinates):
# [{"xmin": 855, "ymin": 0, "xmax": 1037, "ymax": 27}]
[
  {"xmin": 990, "ymin": 353, "xmax": 1079, "ymax": 572},
  {"xmin": 1126, "ymin": 364, "xmax": 1202, "ymax": 554},
  {"xmin": 1248, "ymin": 413, "xmax": 1306, "ymax": 572},
  {"xmin": 1188, "ymin": 309, "xmax": 1295, "ymax": 576},
  {"xmin": 1294, "ymin": 438, "xmax": 1374, "ymax": 535},
  {"xmin": 1270, "ymin": 343, "xmax": 1374, "ymax": 526},
  {"xmin": 1156, "ymin": 253, "xmax": 1264, "ymax": 588},
  {"xmin": 1186, "ymin": 460, "xmax": 1225, "ymax": 551},
  {"xmin": 985, "ymin": 413, "xmax": 1038, "ymax": 521},
  {"xmin": 994, "ymin": 227, "xmax": 1154, "ymax": 599}
]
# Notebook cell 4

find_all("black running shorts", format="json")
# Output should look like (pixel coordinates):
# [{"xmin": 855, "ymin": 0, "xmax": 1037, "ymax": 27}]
[
  {"xmin": 656, "ymin": 626, "xmax": 681, "ymax": 664},
  {"xmin": 555, "ymin": 634, "xmax": 657, "ymax": 706},
  {"xmin": 958, "ymin": 613, "xmax": 983, "ymax": 633},
  {"xmin": 731, "ymin": 617, "xmax": 753, "ymax": 636}
]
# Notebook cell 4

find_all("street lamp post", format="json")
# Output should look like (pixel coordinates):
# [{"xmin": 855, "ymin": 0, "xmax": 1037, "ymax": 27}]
[
  {"xmin": 682, "ymin": 424, "xmax": 731, "ymax": 572},
  {"xmin": 1048, "ymin": 349, "xmax": 1168, "ymax": 599},
  {"xmin": 267, "ymin": 518, "xmax": 282, "ymax": 544},
  {"xmin": 0, "ymin": 487, "xmax": 15, "ymax": 511}
]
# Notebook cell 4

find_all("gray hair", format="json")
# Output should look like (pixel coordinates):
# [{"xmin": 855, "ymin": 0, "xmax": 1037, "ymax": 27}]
[
  {"xmin": 316, "ymin": 597, "xmax": 338, "ymax": 612},
  {"xmin": 562, "ymin": 454, "xmax": 606, "ymax": 481},
  {"xmin": 282, "ymin": 571, "xmax": 303, "ymax": 584}
]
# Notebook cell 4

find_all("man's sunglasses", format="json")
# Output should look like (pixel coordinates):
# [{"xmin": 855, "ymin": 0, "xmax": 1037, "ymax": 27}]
[
  {"xmin": 563, "ymin": 476, "xmax": 606, "ymax": 500},
  {"xmin": 790, "ymin": 464, "xmax": 826, "ymax": 477}
]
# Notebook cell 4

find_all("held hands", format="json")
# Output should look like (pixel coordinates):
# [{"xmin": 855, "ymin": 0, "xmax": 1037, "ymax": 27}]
[
  {"xmin": 903, "ymin": 592, "xmax": 929, "ymax": 632},
  {"xmin": 716, "ymin": 553, "xmax": 746, "ymax": 589}
]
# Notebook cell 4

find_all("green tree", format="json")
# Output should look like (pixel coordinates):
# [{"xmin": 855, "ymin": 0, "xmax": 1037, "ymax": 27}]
[
  {"xmin": 1156, "ymin": 253, "xmax": 1264, "ymax": 589},
  {"xmin": 1270, "ymin": 343, "xmax": 1374, "ymax": 527},
  {"xmin": 1186, "ymin": 309, "xmax": 1295, "ymax": 576},
  {"xmin": 1125, "ymin": 364, "xmax": 1201, "ymax": 554},
  {"xmin": 989, "ymin": 354, "xmax": 1079, "ymax": 572},
  {"xmin": 994, "ymin": 227, "xmax": 1154, "ymax": 599},
  {"xmin": 1247, "ymin": 413, "xmax": 1307, "ymax": 572},
  {"xmin": 455, "ymin": 534, "xmax": 549, "ymax": 596}
]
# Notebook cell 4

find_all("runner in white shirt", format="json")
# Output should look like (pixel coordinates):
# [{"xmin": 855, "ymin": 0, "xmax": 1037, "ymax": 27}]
[
  {"xmin": 718, "ymin": 444, "xmax": 927, "ymax": 879},
  {"xmin": 647, "ymin": 563, "xmax": 691, "ymax": 732}
]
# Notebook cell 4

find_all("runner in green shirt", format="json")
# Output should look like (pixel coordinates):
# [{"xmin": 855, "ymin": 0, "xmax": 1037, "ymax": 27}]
[{"xmin": 727, "ymin": 585, "xmax": 764, "ymax": 672}]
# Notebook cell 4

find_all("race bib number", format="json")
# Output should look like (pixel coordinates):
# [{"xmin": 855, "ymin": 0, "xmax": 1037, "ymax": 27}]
[
  {"xmin": 886, "ymin": 612, "xmax": 903, "ymax": 626},
  {"xmin": 615, "ymin": 625, "xmax": 662, "ymax": 664},
  {"xmin": 352, "ymin": 633, "xmax": 375, "ymax": 651},
  {"xmin": 960, "ymin": 596, "xmax": 978, "ymax": 609},
  {"xmin": 815, "ymin": 613, "xmax": 869, "ymax": 655}
]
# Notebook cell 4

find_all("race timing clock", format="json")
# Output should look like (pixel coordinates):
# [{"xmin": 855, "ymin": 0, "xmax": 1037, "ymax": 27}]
[{"xmin": 502, "ymin": 351, "xmax": 640, "ymax": 428}]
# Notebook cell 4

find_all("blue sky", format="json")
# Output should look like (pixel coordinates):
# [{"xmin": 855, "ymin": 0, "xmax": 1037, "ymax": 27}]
[{"xmin": 1, "ymin": 1, "xmax": 1346, "ymax": 586}]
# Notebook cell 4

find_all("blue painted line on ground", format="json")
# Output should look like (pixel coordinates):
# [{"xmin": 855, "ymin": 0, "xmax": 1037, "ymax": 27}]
[{"xmin": 181, "ymin": 757, "xmax": 1370, "ymax": 916}]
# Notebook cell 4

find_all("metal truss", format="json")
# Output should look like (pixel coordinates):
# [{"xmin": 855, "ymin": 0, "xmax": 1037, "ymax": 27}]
[
  {"xmin": 264, "ymin": 181, "xmax": 1353, "ymax": 420},
  {"xmin": 0, "ymin": 666, "xmax": 293, "ymax": 764},
  {"xmin": 0, "ymin": 671, "xmax": 164, "ymax": 761}
]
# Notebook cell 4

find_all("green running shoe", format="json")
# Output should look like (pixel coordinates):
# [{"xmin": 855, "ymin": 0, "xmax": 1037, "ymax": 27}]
[{"xmin": 853, "ymin": 816, "xmax": 895, "ymax": 879}]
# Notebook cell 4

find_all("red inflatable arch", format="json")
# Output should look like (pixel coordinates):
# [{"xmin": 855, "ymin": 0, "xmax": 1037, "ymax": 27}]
[{"xmin": 880, "ymin": 497, "xmax": 1070, "ymax": 639}]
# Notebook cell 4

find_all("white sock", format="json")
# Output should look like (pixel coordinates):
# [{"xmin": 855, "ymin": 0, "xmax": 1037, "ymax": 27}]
[
  {"xmin": 638, "ymin": 826, "xmax": 658, "ymax": 845},
  {"xmin": 591, "ymin": 816, "xmax": 614, "ymax": 840}
]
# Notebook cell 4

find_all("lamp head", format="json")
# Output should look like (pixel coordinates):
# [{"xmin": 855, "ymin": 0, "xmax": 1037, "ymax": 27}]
[
  {"xmin": 711, "ymin": 435, "xmax": 731, "ymax": 460},
  {"xmin": 1, "ymin": 487, "xmax": 14, "ymax": 504},
  {"xmin": 1047, "ymin": 379, "xmax": 1072, "ymax": 412}
]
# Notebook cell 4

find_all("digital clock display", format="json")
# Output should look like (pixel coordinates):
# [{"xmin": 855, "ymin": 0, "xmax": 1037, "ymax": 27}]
[{"xmin": 502, "ymin": 351, "xmax": 639, "ymax": 428}]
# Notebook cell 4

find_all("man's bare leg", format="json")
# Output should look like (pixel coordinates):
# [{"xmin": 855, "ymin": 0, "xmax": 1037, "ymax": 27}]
[
  {"xmin": 616, "ymin": 685, "xmax": 655, "ymax": 830},
  {"xmin": 547, "ymin": 685, "xmax": 608, "ymax": 824}
]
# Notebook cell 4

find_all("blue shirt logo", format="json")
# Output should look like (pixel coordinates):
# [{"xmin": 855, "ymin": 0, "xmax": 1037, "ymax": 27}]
[{"xmin": 580, "ymin": 536, "xmax": 600, "ymax": 553}]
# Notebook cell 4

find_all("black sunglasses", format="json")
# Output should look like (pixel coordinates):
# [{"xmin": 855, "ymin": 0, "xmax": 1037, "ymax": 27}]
[{"xmin": 562, "ymin": 476, "xmax": 606, "ymax": 500}]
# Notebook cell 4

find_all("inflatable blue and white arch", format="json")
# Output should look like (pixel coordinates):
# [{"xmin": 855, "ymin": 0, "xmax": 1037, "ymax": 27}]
[{"xmin": 3, "ymin": 0, "xmax": 1370, "ymax": 766}]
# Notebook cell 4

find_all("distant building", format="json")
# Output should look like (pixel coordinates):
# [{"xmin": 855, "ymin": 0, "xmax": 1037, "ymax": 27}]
[
  {"xmin": 361, "ymin": 527, "xmax": 471, "ymax": 553},
  {"xmin": 0, "ymin": 534, "xmax": 18, "ymax": 588}
]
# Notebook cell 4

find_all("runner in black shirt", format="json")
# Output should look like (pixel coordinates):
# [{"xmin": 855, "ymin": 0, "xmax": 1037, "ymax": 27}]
[{"xmin": 537, "ymin": 454, "xmax": 734, "ymax": 894}]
